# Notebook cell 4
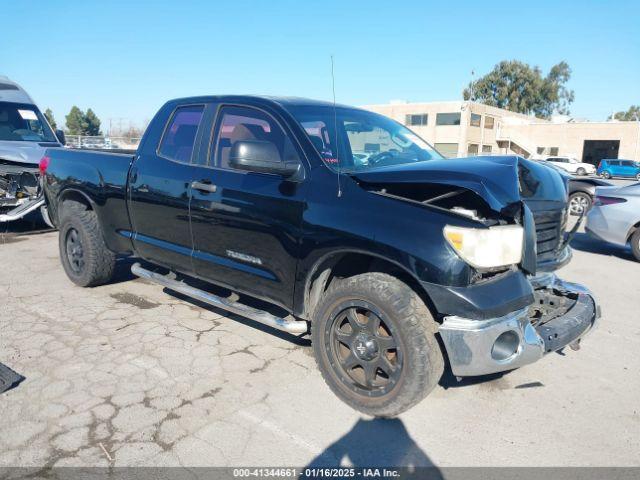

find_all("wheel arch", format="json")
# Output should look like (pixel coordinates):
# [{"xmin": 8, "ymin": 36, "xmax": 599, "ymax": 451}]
[
  {"xmin": 627, "ymin": 221, "xmax": 640, "ymax": 242},
  {"xmin": 56, "ymin": 188, "xmax": 96, "ymax": 220},
  {"xmin": 300, "ymin": 249, "xmax": 437, "ymax": 321}
]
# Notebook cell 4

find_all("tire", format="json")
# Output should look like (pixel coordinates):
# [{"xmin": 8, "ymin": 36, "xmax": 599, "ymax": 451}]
[
  {"xmin": 40, "ymin": 205, "xmax": 55, "ymax": 229},
  {"xmin": 568, "ymin": 192, "xmax": 592, "ymax": 216},
  {"xmin": 636, "ymin": 173, "xmax": 640, "ymax": 182},
  {"xmin": 58, "ymin": 201, "xmax": 116, "ymax": 287},
  {"xmin": 311, "ymin": 272, "xmax": 444, "ymax": 417},
  {"xmin": 602, "ymin": 171, "xmax": 611, "ymax": 179},
  {"xmin": 631, "ymin": 230, "xmax": 640, "ymax": 262},
  {"xmin": 576, "ymin": 167, "xmax": 586, "ymax": 176}
]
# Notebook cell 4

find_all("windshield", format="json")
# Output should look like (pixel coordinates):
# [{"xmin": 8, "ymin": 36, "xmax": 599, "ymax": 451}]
[
  {"xmin": 0, "ymin": 102, "xmax": 57, "ymax": 142},
  {"xmin": 287, "ymin": 105, "xmax": 444, "ymax": 172}
]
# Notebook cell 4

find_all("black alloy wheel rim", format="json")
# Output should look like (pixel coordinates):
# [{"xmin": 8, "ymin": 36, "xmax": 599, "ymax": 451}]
[
  {"xmin": 65, "ymin": 228, "xmax": 85, "ymax": 273},
  {"xmin": 325, "ymin": 301, "xmax": 403, "ymax": 397}
]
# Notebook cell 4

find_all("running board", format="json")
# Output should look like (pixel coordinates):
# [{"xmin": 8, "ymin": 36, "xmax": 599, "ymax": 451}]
[
  {"xmin": 0, "ymin": 197, "xmax": 44, "ymax": 223},
  {"xmin": 131, "ymin": 263, "xmax": 308, "ymax": 334}
]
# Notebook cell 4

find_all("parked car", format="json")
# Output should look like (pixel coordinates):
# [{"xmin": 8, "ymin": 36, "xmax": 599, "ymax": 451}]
[
  {"xmin": 568, "ymin": 177, "xmax": 613, "ymax": 216},
  {"xmin": 42, "ymin": 95, "xmax": 600, "ymax": 417},
  {"xmin": 0, "ymin": 76, "xmax": 65, "ymax": 226},
  {"xmin": 544, "ymin": 156, "xmax": 596, "ymax": 176},
  {"xmin": 537, "ymin": 160, "xmax": 611, "ymax": 215},
  {"xmin": 597, "ymin": 159, "xmax": 640, "ymax": 180},
  {"xmin": 586, "ymin": 183, "xmax": 640, "ymax": 261}
]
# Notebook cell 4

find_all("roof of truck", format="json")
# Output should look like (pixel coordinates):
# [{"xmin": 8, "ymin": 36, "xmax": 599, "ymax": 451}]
[
  {"xmin": 0, "ymin": 76, "xmax": 36, "ymax": 104},
  {"xmin": 168, "ymin": 94, "xmax": 358, "ymax": 111}
]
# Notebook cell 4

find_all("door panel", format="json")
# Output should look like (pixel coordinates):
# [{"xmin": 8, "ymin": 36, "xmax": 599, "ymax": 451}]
[
  {"xmin": 188, "ymin": 104, "xmax": 307, "ymax": 310},
  {"xmin": 127, "ymin": 104, "xmax": 205, "ymax": 273},
  {"xmin": 128, "ymin": 154, "xmax": 196, "ymax": 272},
  {"xmin": 189, "ymin": 167, "xmax": 306, "ymax": 310}
]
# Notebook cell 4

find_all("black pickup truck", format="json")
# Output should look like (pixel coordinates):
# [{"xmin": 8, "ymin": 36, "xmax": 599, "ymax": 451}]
[{"xmin": 42, "ymin": 96, "xmax": 600, "ymax": 416}]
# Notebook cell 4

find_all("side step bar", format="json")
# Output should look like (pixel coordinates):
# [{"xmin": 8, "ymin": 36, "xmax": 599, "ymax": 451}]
[
  {"xmin": 131, "ymin": 263, "xmax": 308, "ymax": 335},
  {"xmin": 0, "ymin": 197, "xmax": 44, "ymax": 223}
]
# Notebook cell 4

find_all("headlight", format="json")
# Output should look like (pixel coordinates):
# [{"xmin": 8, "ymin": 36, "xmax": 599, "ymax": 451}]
[{"xmin": 443, "ymin": 224, "xmax": 524, "ymax": 269}]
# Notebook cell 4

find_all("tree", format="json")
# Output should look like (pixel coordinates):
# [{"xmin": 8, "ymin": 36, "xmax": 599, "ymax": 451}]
[
  {"xmin": 64, "ymin": 106, "xmax": 102, "ymax": 135},
  {"xmin": 463, "ymin": 60, "xmax": 575, "ymax": 118},
  {"xmin": 65, "ymin": 106, "xmax": 88, "ymax": 135},
  {"xmin": 609, "ymin": 105, "xmax": 640, "ymax": 121},
  {"xmin": 44, "ymin": 108, "xmax": 57, "ymax": 130},
  {"xmin": 84, "ymin": 108, "xmax": 102, "ymax": 136}
]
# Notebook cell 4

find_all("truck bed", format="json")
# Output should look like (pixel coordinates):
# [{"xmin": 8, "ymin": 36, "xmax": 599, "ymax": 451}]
[{"xmin": 43, "ymin": 147, "xmax": 136, "ymax": 254}]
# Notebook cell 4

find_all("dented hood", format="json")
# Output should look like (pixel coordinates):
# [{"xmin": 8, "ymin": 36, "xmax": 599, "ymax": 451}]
[
  {"xmin": 0, "ymin": 140, "xmax": 55, "ymax": 166},
  {"xmin": 352, "ymin": 155, "xmax": 563, "ymax": 213}
]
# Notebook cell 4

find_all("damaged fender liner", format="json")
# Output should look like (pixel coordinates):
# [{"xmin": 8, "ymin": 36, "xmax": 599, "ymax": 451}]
[{"xmin": 422, "ymin": 270, "xmax": 534, "ymax": 321}]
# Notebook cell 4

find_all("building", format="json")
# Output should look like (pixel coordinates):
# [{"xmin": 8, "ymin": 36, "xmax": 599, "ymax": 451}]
[{"xmin": 362, "ymin": 100, "xmax": 640, "ymax": 165}]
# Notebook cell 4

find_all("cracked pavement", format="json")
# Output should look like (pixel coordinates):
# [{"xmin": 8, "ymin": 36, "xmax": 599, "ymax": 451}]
[{"xmin": 0, "ymin": 223, "xmax": 639, "ymax": 468}]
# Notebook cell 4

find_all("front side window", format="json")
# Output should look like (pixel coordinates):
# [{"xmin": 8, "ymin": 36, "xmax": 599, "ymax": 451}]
[
  {"xmin": 470, "ymin": 113, "xmax": 481, "ymax": 127},
  {"xmin": 158, "ymin": 105, "xmax": 204, "ymax": 163},
  {"xmin": 0, "ymin": 102, "xmax": 57, "ymax": 142},
  {"xmin": 405, "ymin": 114, "xmax": 428, "ymax": 126},
  {"xmin": 213, "ymin": 106, "xmax": 300, "ymax": 169},
  {"xmin": 436, "ymin": 112, "xmax": 461, "ymax": 126},
  {"xmin": 289, "ymin": 106, "xmax": 443, "ymax": 172}
]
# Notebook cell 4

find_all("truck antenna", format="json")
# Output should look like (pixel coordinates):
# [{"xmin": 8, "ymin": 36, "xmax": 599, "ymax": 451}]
[{"xmin": 331, "ymin": 55, "xmax": 342, "ymax": 197}]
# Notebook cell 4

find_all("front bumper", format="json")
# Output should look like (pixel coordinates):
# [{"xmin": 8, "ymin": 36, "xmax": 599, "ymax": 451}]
[{"xmin": 439, "ymin": 274, "xmax": 600, "ymax": 377}]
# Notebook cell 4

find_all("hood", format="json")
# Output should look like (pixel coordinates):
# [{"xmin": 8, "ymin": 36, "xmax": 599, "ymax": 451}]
[
  {"xmin": 353, "ymin": 155, "xmax": 568, "ymax": 216},
  {"xmin": 0, "ymin": 140, "xmax": 59, "ymax": 165},
  {"xmin": 352, "ymin": 156, "xmax": 524, "ymax": 212}
]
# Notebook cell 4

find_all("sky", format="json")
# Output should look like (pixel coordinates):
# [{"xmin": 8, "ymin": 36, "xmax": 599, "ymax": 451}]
[{"xmin": 2, "ymin": 0, "xmax": 639, "ymax": 132}]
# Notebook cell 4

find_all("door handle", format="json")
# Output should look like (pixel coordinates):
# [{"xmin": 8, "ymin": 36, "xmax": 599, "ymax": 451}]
[{"xmin": 191, "ymin": 180, "xmax": 217, "ymax": 193}]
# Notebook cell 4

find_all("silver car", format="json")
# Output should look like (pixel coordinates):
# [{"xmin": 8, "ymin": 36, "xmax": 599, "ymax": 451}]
[{"xmin": 586, "ymin": 182, "xmax": 640, "ymax": 261}]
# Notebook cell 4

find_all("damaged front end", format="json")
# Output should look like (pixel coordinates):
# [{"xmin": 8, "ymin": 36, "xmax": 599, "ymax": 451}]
[
  {"xmin": 354, "ymin": 156, "xmax": 600, "ymax": 377},
  {"xmin": 0, "ymin": 159, "xmax": 47, "ymax": 224},
  {"xmin": 439, "ymin": 273, "xmax": 598, "ymax": 376}
]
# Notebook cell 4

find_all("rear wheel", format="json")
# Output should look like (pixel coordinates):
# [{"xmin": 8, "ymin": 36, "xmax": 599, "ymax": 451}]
[
  {"xmin": 636, "ymin": 173, "xmax": 640, "ymax": 181},
  {"xmin": 569, "ymin": 192, "xmax": 592, "ymax": 216},
  {"xmin": 311, "ymin": 273, "xmax": 444, "ymax": 417},
  {"xmin": 58, "ymin": 201, "xmax": 115, "ymax": 287},
  {"xmin": 576, "ymin": 167, "xmax": 586, "ymax": 176},
  {"xmin": 631, "ymin": 230, "xmax": 640, "ymax": 262}
]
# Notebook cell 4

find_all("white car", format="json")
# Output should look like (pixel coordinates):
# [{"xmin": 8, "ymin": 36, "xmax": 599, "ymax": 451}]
[{"xmin": 544, "ymin": 156, "xmax": 596, "ymax": 176}]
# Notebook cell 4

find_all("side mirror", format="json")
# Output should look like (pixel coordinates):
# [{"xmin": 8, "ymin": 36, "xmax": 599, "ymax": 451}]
[
  {"xmin": 55, "ymin": 129, "xmax": 66, "ymax": 145},
  {"xmin": 229, "ymin": 140, "xmax": 300, "ymax": 178}
]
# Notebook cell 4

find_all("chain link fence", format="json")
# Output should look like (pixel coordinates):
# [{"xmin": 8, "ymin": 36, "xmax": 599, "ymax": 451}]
[{"xmin": 64, "ymin": 135, "xmax": 141, "ymax": 151}]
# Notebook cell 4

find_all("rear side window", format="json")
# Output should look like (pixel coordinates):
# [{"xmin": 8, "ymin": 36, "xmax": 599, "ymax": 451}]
[
  {"xmin": 158, "ymin": 105, "xmax": 204, "ymax": 163},
  {"xmin": 212, "ymin": 106, "xmax": 300, "ymax": 169}
]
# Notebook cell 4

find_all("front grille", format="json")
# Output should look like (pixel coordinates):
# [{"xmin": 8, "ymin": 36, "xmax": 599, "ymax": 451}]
[{"xmin": 533, "ymin": 208, "xmax": 567, "ymax": 262}]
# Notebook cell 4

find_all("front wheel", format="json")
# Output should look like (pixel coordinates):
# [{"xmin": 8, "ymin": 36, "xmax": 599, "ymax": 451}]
[
  {"xmin": 602, "ymin": 171, "xmax": 612, "ymax": 179},
  {"xmin": 631, "ymin": 230, "xmax": 640, "ymax": 262},
  {"xmin": 636, "ymin": 173, "xmax": 640, "ymax": 181},
  {"xmin": 576, "ymin": 167, "xmax": 586, "ymax": 176},
  {"xmin": 311, "ymin": 273, "xmax": 444, "ymax": 417}
]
